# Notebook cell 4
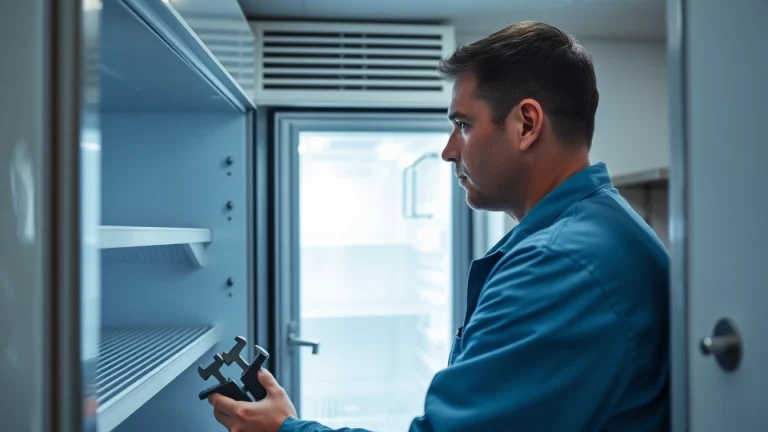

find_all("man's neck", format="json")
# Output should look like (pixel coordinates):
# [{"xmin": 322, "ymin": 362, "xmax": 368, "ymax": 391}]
[{"xmin": 509, "ymin": 150, "xmax": 590, "ymax": 222}]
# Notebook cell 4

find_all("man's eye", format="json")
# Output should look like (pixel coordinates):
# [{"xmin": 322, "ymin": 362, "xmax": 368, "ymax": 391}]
[{"xmin": 456, "ymin": 121, "xmax": 467, "ymax": 132}]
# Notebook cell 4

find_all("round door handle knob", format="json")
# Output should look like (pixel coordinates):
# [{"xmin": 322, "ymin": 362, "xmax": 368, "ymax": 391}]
[
  {"xmin": 700, "ymin": 335, "xmax": 740, "ymax": 356},
  {"xmin": 700, "ymin": 317, "xmax": 742, "ymax": 372}
]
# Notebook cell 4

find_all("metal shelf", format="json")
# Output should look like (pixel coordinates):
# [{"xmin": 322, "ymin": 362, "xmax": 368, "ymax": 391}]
[
  {"xmin": 96, "ymin": 325, "xmax": 220, "ymax": 431},
  {"xmin": 99, "ymin": 226, "xmax": 212, "ymax": 267}
]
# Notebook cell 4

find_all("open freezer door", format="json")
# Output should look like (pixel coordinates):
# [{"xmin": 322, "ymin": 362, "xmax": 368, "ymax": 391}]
[{"xmin": 0, "ymin": 0, "xmax": 102, "ymax": 431}]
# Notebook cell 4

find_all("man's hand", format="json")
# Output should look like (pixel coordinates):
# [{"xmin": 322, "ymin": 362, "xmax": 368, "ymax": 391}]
[{"xmin": 208, "ymin": 368, "xmax": 298, "ymax": 432}]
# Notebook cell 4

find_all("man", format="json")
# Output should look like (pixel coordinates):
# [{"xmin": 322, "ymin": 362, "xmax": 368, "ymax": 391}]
[{"xmin": 209, "ymin": 21, "xmax": 670, "ymax": 431}]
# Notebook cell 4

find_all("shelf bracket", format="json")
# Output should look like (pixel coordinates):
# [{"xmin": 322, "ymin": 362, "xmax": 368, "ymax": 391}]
[{"xmin": 183, "ymin": 242, "xmax": 207, "ymax": 268}]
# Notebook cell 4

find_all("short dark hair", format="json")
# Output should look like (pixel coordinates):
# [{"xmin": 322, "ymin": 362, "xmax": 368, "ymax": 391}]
[{"xmin": 437, "ymin": 21, "xmax": 599, "ymax": 148}]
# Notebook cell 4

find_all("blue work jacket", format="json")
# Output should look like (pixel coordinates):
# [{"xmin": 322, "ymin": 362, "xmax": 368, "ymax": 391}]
[{"xmin": 281, "ymin": 162, "xmax": 670, "ymax": 431}]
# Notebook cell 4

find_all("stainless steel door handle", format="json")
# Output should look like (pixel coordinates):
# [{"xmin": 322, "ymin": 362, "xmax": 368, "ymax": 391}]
[
  {"xmin": 287, "ymin": 332, "xmax": 320, "ymax": 354},
  {"xmin": 700, "ymin": 317, "xmax": 742, "ymax": 372}
]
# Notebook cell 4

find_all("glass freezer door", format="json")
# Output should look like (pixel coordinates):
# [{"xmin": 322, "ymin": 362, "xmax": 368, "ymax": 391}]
[{"xmin": 274, "ymin": 112, "xmax": 471, "ymax": 432}]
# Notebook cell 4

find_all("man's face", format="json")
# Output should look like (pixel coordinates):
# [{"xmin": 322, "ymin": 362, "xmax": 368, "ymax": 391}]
[{"xmin": 442, "ymin": 73, "xmax": 524, "ymax": 212}]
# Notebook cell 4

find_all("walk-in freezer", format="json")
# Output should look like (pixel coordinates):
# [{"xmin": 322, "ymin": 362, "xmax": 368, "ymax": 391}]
[{"xmin": 0, "ymin": 1, "xmax": 469, "ymax": 431}]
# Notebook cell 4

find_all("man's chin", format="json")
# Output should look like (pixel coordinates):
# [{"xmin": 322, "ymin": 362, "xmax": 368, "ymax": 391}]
[
  {"xmin": 463, "ymin": 189, "xmax": 503, "ymax": 212},
  {"xmin": 463, "ymin": 190, "xmax": 486, "ymax": 210}
]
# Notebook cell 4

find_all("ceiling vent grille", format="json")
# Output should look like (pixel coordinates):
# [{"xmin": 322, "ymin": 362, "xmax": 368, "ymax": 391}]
[{"xmin": 250, "ymin": 21, "xmax": 455, "ymax": 107}]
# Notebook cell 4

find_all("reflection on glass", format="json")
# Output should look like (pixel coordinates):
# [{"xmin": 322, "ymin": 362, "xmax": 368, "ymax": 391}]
[{"xmin": 298, "ymin": 131, "xmax": 453, "ymax": 431}]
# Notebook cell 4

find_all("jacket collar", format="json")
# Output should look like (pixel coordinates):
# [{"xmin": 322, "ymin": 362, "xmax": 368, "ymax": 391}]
[{"xmin": 489, "ymin": 162, "xmax": 614, "ymax": 254}]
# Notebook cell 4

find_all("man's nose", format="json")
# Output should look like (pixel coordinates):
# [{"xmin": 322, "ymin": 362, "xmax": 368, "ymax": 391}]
[{"xmin": 441, "ymin": 134, "xmax": 459, "ymax": 163}]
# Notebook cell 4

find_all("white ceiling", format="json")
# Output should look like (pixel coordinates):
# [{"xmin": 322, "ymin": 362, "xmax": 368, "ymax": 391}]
[{"xmin": 237, "ymin": 0, "xmax": 666, "ymax": 40}]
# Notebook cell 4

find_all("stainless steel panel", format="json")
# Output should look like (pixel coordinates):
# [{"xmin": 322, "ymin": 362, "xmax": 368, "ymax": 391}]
[
  {"xmin": 686, "ymin": 0, "xmax": 768, "ymax": 429},
  {"xmin": 0, "ymin": 1, "xmax": 49, "ymax": 430}
]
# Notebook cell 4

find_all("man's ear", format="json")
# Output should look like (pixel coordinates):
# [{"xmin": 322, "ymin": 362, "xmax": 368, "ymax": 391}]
[{"xmin": 514, "ymin": 99, "xmax": 544, "ymax": 152}]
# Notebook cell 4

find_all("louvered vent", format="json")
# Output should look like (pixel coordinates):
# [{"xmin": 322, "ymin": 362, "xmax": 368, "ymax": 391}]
[
  {"xmin": 250, "ymin": 21, "xmax": 455, "ymax": 107},
  {"xmin": 183, "ymin": 16, "xmax": 257, "ymax": 96}
]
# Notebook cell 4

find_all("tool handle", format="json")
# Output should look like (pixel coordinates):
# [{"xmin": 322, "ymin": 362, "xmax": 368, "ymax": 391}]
[
  {"xmin": 240, "ymin": 346, "xmax": 270, "ymax": 401},
  {"xmin": 198, "ymin": 379, "xmax": 251, "ymax": 402},
  {"xmin": 241, "ymin": 369, "xmax": 267, "ymax": 401}
]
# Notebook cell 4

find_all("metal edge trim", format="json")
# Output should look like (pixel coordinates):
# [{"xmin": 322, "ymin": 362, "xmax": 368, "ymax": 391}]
[
  {"xmin": 246, "ymin": 110, "xmax": 256, "ymax": 362},
  {"xmin": 50, "ymin": 0, "xmax": 88, "ymax": 430},
  {"xmin": 667, "ymin": 0, "xmax": 689, "ymax": 430}
]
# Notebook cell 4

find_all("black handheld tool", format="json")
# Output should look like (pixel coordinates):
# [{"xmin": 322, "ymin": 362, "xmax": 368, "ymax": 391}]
[
  {"xmin": 197, "ymin": 336, "xmax": 270, "ymax": 402},
  {"xmin": 197, "ymin": 353, "xmax": 251, "ymax": 402}
]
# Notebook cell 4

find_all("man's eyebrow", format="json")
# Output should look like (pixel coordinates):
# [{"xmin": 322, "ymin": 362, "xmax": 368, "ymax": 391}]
[{"xmin": 448, "ymin": 111, "xmax": 471, "ymax": 122}]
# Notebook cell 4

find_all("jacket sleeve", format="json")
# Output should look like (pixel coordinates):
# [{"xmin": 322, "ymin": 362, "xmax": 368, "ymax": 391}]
[
  {"xmin": 279, "ymin": 417, "xmax": 372, "ymax": 432},
  {"xmin": 281, "ymin": 244, "xmax": 631, "ymax": 432}
]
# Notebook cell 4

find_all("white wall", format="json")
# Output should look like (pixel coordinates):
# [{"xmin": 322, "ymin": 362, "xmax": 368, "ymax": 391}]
[{"xmin": 584, "ymin": 39, "xmax": 668, "ymax": 178}]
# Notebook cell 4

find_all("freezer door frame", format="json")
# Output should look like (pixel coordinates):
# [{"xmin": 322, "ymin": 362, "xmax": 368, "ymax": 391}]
[{"xmin": 271, "ymin": 110, "xmax": 472, "ymax": 415}]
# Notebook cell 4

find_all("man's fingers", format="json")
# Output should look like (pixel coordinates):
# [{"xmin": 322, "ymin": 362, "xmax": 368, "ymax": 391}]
[
  {"xmin": 208, "ymin": 393, "xmax": 241, "ymax": 416},
  {"xmin": 212, "ymin": 408, "xmax": 236, "ymax": 428},
  {"xmin": 257, "ymin": 367, "xmax": 281, "ymax": 392}
]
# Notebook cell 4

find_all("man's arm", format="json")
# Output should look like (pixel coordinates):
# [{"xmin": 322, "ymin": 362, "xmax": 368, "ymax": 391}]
[{"xmin": 281, "ymin": 243, "xmax": 631, "ymax": 432}]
